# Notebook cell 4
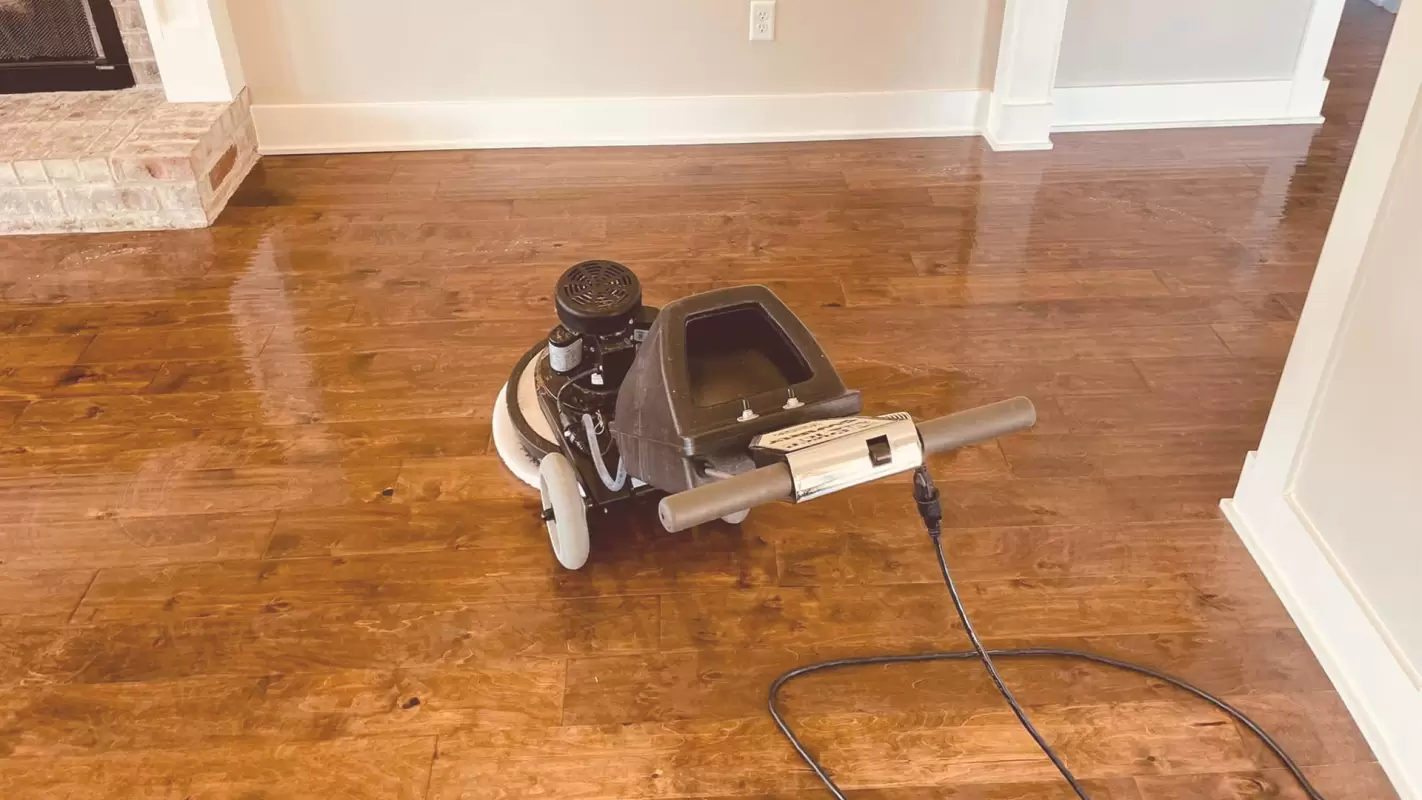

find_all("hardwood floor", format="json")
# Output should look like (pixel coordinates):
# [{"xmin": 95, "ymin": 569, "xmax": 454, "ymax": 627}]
[{"xmin": 0, "ymin": 4, "xmax": 1402, "ymax": 798}]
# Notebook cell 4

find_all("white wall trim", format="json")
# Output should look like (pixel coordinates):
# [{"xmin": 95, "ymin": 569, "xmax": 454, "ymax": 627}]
[
  {"xmin": 1053, "ymin": 79, "xmax": 1327, "ymax": 133},
  {"xmin": 252, "ymin": 90, "xmax": 987, "ymax": 155},
  {"xmin": 983, "ymin": 99, "xmax": 1055, "ymax": 151},
  {"xmin": 1036, "ymin": 0, "xmax": 1350, "ymax": 138},
  {"xmin": 1225, "ymin": 467, "xmax": 1422, "ymax": 800},
  {"xmin": 251, "ymin": 80, "xmax": 1335, "ymax": 155},
  {"xmin": 983, "ymin": 0, "xmax": 1070, "ymax": 150},
  {"xmin": 139, "ymin": 0, "xmax": 247, "ymax": 102},
  {"xmin": 1291, "ymin": 0, "xmax": 1349, "ymax": 118}
]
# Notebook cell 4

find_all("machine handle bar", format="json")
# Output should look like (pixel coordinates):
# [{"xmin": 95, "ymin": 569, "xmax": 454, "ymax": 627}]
[{"xmin": 657, "ymin": 397, "xmax": 1037, "ymax": 532}]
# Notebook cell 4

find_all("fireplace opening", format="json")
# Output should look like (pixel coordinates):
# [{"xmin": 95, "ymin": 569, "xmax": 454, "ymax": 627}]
[{"xmin": 1, "ymin": 0, "xmax": 134, "ymax": 93}]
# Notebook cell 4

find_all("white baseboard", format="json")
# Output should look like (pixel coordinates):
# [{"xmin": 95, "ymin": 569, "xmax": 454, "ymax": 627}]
[
  {"xmin": 252, "ymin": 90, "xmax": 988, "ymax": 155},
  {"xmin": 1224, "ymin": 454, "xmax": 1421, "ymax": 800},
  {"xmin": 1053, "ymin": 79, "xmax": 1328, "ymax": 133},
  {"xmin": 983, "ymin": 98, "xmax": 1056, "ymax": 151},
  {"xmin": 251, "ymin": 80, "xmax": 1333, "ymax": 155}
]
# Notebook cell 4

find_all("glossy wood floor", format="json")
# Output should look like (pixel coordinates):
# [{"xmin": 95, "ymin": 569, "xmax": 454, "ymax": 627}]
[{"xmin": 0, "ymin": 5, "xmax": 1402, "ymax": 799}]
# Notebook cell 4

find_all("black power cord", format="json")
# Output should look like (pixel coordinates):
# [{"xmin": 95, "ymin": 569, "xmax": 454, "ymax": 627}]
[{"xmin": 767, "ymin": 465, "xmax": 1327, "ymax": 800}]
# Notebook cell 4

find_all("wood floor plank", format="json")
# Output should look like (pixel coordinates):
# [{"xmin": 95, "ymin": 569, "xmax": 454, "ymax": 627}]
[
  {"xmin": 0, "ymin": 300, "xmax": 224, "ymax": 337},
  {"xmin": 1274, "ymin": 292, "xmax": 1309, "ymax": 320},
  {"xmin": 1223, "ymin": 690, "xmax": 1380, "ymax": 768},
  {"xmin": 27, "ymin": 597, "xmax": 657, "ymax": 684},
  {"xmin": 840, "ymin": 269, "xmax": 1171, "ymax": 307},
  {"xmin": 0, "ymin": 567, "xmax": 94, "ymax": 624},
  {"xmin": 806, "ymin": 316, "xmax": 1232, "ymax": 365},
  {"xmin": 1212, "ymin": 321, "xmax": 1300, "ymax": 359},
  {"xmin": 1055, "ymin": 392, "xmax": 1272, "ymax": 433},
  {"xmin": 1131, "ymin": 355, "xmax": 1285, "ymax": 395},
  {"xmin": 1155, "ymin": 262, "xmax": 1318, "ymax": 298},
  {"xmin": 1000, "ymin": 429, "xmax": 1261, "ymax": 478},
  {"xmin": 0, "ymin": 295, "xmax": 349, "ymax": 338},
  {"xmin": 0, "ymin": 512, "xmax": 277, "ymax": 570},
  {"xmin": 510, "ymin": 186, "xmax": 933, "ymax": 220},
  {"xmin": 430, "ymin": 698, "xmax": 1260, "ymax": 799},
  {"xmin": 828, "ymin": 295, "xmax": 1290, "ymax": 333},
  {"xmin": 0, "ymin": 420, "xmax": 481, "ymax": 479},
  {"xmin": 0, "ymin": 465, "xmax": 400, "ymax": 524},
  {"xmin": 71, "ymin": 521, "xmax": 775, "ymax": 623},
  {"xmin": 0, "ymin": 735, "xmax": 436, "ymax": 799},
  {"xmin": 658, "ymin": 571, "xmax": 1292, "ymax": 653},
  {"xmin": 0, "ymin": 398, "xmax": 27, "ymax": 426},
  {"xmin": 263, "ymin": 500, "xmax": 532, "ymax": 559},
  {"xmin": 15, "ymin": 391, "xmax": 300, "ymax": 430},
  {"xmin": 78, "ymin": 325, "xmax": 263, "ymax": 365},
  {"xmin": 0, "ymin": 362, "xmax": 161, "ymax": 399},
  {"xmin": 773, "ymin": 520, "xmax": 1255, "ymax": 587},
  {"xmin": 562, "ymin": 628, "xmax": 1330, "ymax": 727},
  {"xmin": 845, "ymin": 358, "xmax": 1149, "ymax": 402},
  {"xmin": 0, "ymin": 661, "xmax": 561, "ymax": 757},
  {"xmin": 0, "ymin": 336, "xmax": 93, "ymax": 375},
  {"xmin": 1134, "ymin": 762, "xmax": 1399, "ymax": 800}
]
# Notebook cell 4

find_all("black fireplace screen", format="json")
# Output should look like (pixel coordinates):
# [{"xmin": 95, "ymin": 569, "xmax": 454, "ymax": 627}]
[{"xmin": 0, "ymin": 0, "xmax": 134, "ymax": 93}]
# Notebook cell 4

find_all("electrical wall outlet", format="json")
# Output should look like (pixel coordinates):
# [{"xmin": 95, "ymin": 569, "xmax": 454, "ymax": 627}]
[{"xmin": 750, "ymin": 0, "xmax": 776, "ymax": 41}]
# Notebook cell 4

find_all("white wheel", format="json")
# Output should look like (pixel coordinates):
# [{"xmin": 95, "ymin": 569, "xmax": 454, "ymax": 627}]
[
  {"xmin": 539, "ymin": 453, "xmax": 590, "ymax": 570},
  {"xmin": 720, "ymin": 509, "xmax": 750, "ymax": 525}
]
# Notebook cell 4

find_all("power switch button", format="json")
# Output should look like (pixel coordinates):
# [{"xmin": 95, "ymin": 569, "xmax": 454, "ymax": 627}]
[{"xmin": 866, "ymin": 435, "xmax": 893, "ymax": 467}]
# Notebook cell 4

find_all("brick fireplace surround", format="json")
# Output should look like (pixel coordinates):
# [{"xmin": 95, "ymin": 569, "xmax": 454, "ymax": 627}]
[
  {"xmin": 111, "ymin": 0, "xmax": 162, "ymax": 86},
  {"xmin": 0, "ymin": 0, "xmax": 258, "ymax": 235}
]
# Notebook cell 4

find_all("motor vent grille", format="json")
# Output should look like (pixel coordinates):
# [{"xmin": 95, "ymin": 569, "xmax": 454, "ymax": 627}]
[
  {"xmin": 561, "ymin": 261, "xmax": 637, "ymax": 310},
  {"xmin": 554, "ymin": 260, "xmax": 643, "ymax": 335}
]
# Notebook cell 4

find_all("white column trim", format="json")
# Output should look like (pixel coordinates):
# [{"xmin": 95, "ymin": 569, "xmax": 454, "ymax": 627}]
[
  {"xmin": 983, "ymin": 0, "xmax": 1070, "ymax": 151},
  {"xmin": 138, "ymin": 0, "xmax": 246, "ymax": 102},
  {"xmin": 1288, "ymin": 0, "xmax": 1348, "ymax": 119}
]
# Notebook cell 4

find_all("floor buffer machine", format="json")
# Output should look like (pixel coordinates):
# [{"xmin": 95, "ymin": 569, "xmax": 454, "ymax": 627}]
[
  {"xmin": 491, "ymin": 259, "xmax": 1036, "ymax": 569},
  {"xmin": 489, "ymin": 260, "xmax": 1327, "ymax": 799}
]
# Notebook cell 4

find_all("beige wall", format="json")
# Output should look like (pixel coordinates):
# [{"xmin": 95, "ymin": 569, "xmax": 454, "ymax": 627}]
[
  {"xmin": 229, "ymin": 0, "xmax": 1001, "ymax": 105},
  {"xmin": 1291, "ymin": 86, "xmax": 1422, "ymax": 685},
  {"xmin": 1057, "ymin": 0, "xmax": 1314, "ymax": 87}
]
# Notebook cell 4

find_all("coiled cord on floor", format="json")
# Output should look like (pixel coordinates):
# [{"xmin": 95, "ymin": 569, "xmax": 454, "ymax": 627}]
[{"xmin": 767, "ymin": 466, "xmax": 1326, "ymax": 800}]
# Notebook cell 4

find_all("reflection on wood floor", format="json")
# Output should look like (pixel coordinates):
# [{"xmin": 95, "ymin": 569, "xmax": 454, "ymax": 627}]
[{"xmin": 0, "ymin": 2, "xmax": 1401, "ymax": 798}]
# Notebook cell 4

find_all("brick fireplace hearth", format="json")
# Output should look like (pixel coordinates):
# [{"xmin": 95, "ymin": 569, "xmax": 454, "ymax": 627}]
[
  {"xmin": 0, "ymin": 0, "xmax": 258, "ymax": 235},
  {"xmin": 0, "ymin": 88, "xmax": 257, "ymax": 234}
]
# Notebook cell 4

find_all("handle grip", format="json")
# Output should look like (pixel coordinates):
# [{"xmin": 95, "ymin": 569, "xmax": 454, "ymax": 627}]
[
  {"xmin": 657, "ymin": 397, "xmax": 1037, "ymax": 532},
  {"xmin": 656, "ymin": 463, "xmax": 794, "ymax": 533},
  {"xmin": 917, "ymin": 396, "xmax": 1037, "ymax": 456}
]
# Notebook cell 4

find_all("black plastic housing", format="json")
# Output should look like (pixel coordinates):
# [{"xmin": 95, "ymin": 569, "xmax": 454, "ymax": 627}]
[
  {"xmin": 611, "ymin": 285, "xmax": 860, "ymax": 494},
  {"xmin": 555, "ymin": 260, "xmax": 643, "ymax": 335}
]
